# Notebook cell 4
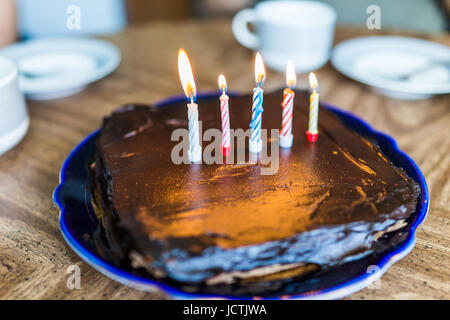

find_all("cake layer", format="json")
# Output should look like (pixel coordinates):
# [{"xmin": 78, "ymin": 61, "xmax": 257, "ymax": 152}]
[{"xmin": 92, "ymin": 90, "xmax": 420, "ymax": 284}]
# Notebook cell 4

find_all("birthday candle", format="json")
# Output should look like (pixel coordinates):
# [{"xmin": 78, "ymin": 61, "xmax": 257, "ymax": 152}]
[
  {"xmin": 280, "ymin": 60, "xmax": 296, "ymax": 149},
  {"xmin": 307, "ymin": 72, "xmax": 319, "ymax": 143},
  {"xmin": 178, "ymin": 49, "xmax": 202, "ymax": 162},
  {"xmin": 249, "ymin": 53, "xmax": 265, "ymax": 154},
  {"xmin": 218, "ymin": 74, "xmax": 231, "ymax": 155}
]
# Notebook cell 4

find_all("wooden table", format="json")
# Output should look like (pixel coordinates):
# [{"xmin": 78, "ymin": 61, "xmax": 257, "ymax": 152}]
[{"xmin": 0, "ymin": 20, "xmax": 449, "ymax": 300}]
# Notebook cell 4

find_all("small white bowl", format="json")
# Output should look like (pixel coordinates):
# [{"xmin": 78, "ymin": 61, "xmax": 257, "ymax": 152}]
[{"xmin": 0, "ymin": 56, "xmax": 29, "ymax": 156}]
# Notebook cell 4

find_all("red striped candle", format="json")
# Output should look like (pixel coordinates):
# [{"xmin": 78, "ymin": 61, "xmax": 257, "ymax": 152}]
[{"xmin": 280, "ymin": 60, "xmax": 296, "ymax": 149}]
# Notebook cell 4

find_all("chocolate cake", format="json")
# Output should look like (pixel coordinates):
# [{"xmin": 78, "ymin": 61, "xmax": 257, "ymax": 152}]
[{"xmin": 90, "ymin": 89, "xmax": 420, "ymax": 295}]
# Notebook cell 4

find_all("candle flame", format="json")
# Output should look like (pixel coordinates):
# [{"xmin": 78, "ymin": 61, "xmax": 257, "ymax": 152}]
[
  {"xmin": 178, "ymin": 48, "xmax": 197, "ymax": 101},
  {"xmin": 254, "ymin": 53, "xmax": 265, "ymax": 86},
  {"xmin": 218, "ymin": 74, "xmax": 227, "ymax": 93},
  {"xmin": 309, "ymin": 72, "xmax": 318, "ymax": 91},
  {"xmin": 286, "ymin": 60, "xmax": 296, "ymax": 89}
]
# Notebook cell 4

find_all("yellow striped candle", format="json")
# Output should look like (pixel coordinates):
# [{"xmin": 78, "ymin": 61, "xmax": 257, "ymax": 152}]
[{"xmin": 307, "ymin": 72, "xmax": 319, "ymax": 143}]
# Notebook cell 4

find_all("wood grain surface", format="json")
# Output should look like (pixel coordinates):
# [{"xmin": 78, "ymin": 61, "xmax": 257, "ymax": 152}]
[{"xmin": 0, "ymin": 20, "xmax": 448, "ymax": 300}]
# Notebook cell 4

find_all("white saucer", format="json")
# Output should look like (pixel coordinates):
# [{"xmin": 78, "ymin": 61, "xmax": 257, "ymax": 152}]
[
  {"xmin": 0, "ymin": 37, "xmax": 121, "ymax": 100},
  {"xmin": 331, "ymin": 36, "xmax": 450, "ymax": 100}
]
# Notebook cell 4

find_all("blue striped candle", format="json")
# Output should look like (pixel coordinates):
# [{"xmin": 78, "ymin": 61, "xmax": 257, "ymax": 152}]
[
  {"xmin": 250, "ymin": 87, "xmax": 264, "ymax": 153},
  {"xmin": 249, "ymin": 53, "xmax": 265, "ymax": 153}
]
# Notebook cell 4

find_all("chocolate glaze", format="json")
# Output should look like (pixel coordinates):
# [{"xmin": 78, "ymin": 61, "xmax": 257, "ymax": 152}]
[{"xmin": 91, "ymin": 90, "xmax": 420, "ymax": 287}]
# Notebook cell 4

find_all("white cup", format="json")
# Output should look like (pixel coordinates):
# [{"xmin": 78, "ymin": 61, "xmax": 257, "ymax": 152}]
[
  {"xmin": 0, "ymin": 56, "xmax": 29, "ymax": 156},
  {"xmin": 232, "ymin": 0, "xmax": 337, "ymax": 73}
]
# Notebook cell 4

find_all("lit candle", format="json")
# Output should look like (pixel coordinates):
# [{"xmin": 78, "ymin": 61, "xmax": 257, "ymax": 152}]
[
  {"xmin": 218, "ymin": 74, "xmax": 231, "ymax": 155},
  {"xmin": 280, "ymin": 60, "xmax": 296, "ymax": 148},
  {"xmin": 178, "ymin": 49, "xmax": 202, "ymax": 162},
  {"xmin": 249, "ymin": 53, "xmax": 265, "ymax": 153},
  {"xmin": 307, "ymin": 72, "xmax": 319, "ymax": 143}
]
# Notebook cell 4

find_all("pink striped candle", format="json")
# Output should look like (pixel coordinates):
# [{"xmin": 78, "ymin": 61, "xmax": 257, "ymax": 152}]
[{"xmin": 218, "ymin": 74, "xmax": 231, "ymax": 156}]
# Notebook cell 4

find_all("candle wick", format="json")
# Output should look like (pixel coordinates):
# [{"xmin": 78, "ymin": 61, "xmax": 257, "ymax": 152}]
[{"xmin": 189, "ymin": 94, "xmax": 195, "ymax": 104}]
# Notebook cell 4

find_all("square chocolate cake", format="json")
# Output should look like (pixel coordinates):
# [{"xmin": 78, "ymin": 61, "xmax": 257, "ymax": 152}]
[{"xmin": 90, "ymin": 90, "xmax": 420, "ymax": 295}]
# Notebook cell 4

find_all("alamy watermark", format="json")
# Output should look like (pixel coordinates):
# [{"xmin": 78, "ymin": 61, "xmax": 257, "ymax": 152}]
[
  {"xmin": 366, "ymin": 265, "xmax": 382, "ymax": 289},
  {"xmin": 66, "ymin": 265, "xmax": 81, "ymax": 290},
  {"xmin": 366, "ymin": 5, "xmax": 381, "ymax": 29},
  {"xmin": 171, "ymin": 125, "xmax": 280, "ymax": 175},
  {"xmin": 66, "ymin": 5, "xmax": 81, "ymax": 30}
]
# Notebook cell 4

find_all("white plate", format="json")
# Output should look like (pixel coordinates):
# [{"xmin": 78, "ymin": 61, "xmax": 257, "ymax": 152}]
[
  {"xmin": 331, "ymin": 36, "xmax": 450, "ymax": 100},
  {"xmin": 0, "ymin": 37, "xmax": 121, "ymax": 100}
]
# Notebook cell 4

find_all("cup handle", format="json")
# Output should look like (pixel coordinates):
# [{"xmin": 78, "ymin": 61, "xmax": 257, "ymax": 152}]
[{"xmin": 232, "ymin": 9, "xmax": 259, "ymax": 49}]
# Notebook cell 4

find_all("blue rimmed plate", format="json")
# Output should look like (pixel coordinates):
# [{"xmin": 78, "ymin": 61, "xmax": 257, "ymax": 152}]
[{"xmin": 53, "ymin": 94, "xmax": 429, "ymax": 299}]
